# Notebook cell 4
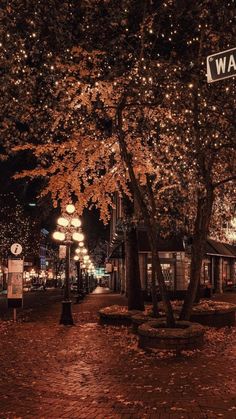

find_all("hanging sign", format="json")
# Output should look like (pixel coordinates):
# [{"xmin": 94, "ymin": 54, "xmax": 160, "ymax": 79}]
[
  {"xmin": 207, "ymin": 47, "xmax": 236, "ymax": 83},
  {"xmin": 105, "ymin": 263, "xmax": 113, "ymax": 273},
  {"xmin": 59, "ymin": 245, "xmax": 67, "ymax": 259}
]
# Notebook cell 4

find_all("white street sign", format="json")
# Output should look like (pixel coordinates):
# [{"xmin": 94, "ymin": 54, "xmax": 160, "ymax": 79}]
[{"xmin": 10, "ymin": 243, "xmax": 23, "ymax": 255}]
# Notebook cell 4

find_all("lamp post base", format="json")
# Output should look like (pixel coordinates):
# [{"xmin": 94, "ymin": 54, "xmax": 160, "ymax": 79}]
[{"xmin": 60, "ymin": 301, "xmax": 74, "ymax": 325}]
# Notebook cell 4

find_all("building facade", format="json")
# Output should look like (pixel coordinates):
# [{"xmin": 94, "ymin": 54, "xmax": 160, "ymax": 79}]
[{"xmin": 107, "ymin": 198, "xmax": 236, "ymax": 297}]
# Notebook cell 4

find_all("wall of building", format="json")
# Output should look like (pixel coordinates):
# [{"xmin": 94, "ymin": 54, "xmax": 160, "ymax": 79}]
[{"xmin": 110, "ymin": 252, "xmax": 236, "ymax": 295}]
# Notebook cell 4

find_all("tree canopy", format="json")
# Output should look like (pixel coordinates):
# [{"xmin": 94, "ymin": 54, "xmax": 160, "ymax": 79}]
[{"xmin": 8, "ymin": 0, "xmax": 235, "ymax": 236}]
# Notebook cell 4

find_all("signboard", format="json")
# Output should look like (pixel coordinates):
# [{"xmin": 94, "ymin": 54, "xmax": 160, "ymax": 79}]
[
  {"xmin": 105, "ymin": 263, "xmax": 113, "ymax": 273},
  {"xmin": 8, "ymin": 259, "xmax": 24, "ymax": 274},
  {"xmin": 207, "ymin": 47, "xmax": 236, "ymax": 83},
  {"xmin": 95, "ymin": 267, "xmax": 105, "ymax": 278},
  {"xmin": 7, "ymin": 259, "xmax": 23, "ymax": 308},
  {"xmin": 10, "ymin": 243, "xmax": 22, "ymax": 256},
  {"xmin": 59, "ymin": 245, "xmax": 66, "ymax": 259}
]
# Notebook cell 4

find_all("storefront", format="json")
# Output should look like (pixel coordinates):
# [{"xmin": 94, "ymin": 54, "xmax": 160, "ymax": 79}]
[{"xmin": 108, "ymin": 232, "xmax": 236, "ymax": 296}]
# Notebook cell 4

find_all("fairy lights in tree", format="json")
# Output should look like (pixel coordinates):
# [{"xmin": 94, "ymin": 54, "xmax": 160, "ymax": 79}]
[
  {"xmin": 0, "ymin": 193, "xmax": 40, "ymax": 257},
  {"xmin": 8, "ymin": 0, "xmax": 235, "ymax": 322}
]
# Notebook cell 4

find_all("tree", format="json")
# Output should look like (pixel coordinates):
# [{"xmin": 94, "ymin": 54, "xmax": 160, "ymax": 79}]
[
  {"xmin": 0, "ymin": 0, "xmax": 79, "ymax": 154},
  {"xmin": 13, "ymin": 0, "xmax": 177, "ymax": 325},
  {"xmin": 5, "ymin": 0, "xmax": 236, "ymax": 326},
  {"xmin": 0, "ymin": 192, "xmax": 40, "ymax": 257}
]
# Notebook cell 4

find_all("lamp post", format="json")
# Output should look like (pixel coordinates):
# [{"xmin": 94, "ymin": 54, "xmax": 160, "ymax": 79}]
[
  {"xmin": 74, "ymin": 246, "xmax": 88, "ymax": 297},
  {"xmin": 74, "ymin": 245, "xmax": 96, "ymax": 295},
  {"xmin": 74, "ymin": 254, "xmax": 83, "ymax": 303},
  {"xmin": 53, "ymin": 204, "xmax": 84, "ymax": 325}
]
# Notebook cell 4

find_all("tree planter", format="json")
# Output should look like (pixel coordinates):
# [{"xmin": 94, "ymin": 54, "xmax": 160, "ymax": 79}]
[
  {"xmin": 99, "ymin": 305, "xmax": 142, "ymax": 326},
  {"xmin": 131, "ymin": 313, "xmax": 157, "ymax": 333},
  {"xmin": 131, "ymin": 312, "xmax": 181, "ymax": 333},
  {"xmin": 159, "ymin": 300, "xmax": 236, "ymax": 328},
  {"xmin": 190, "ymin": 307, "xmax": 236, "ymax": 327},
  {"xmin": 138, "ymin": 319, "xmax": 205, "ymax": 352}
]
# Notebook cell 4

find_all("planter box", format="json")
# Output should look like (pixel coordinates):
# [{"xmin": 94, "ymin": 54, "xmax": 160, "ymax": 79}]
[
  {"xmin": 190, "ymin": 308, "xmax": 236, "ymax": 327},
  {"xmin": 99, "ymin": 305, "xmax": 142, "ymax": 326},
  {"xmin": 138, "ymin": 319, "xmax": 205, "ymax": 352},
  {"xmin": 158, "ymin": 300, "xmax": 236, "ymax": 328},
  {"xmin": 131, "ymin": 313, "xmax": 156, "ymax": 333}
]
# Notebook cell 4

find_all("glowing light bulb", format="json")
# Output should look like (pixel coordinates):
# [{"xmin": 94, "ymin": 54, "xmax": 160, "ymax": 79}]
[
  {"xmin": 66, "ymin": 204, "xmax": 75, "ymax": 214},
  {"xmin": 71, "ymin": 217, "xmax": 81, "ymax": 227},
  {"xmin": 72, "ymin": 232, "xmax": 84, "ymax": 242},
  {"xmin": 53, "ymin": 231, "xmax": 65, "ymax": 241},
  {"xmin": 57, "ymin": 217, "xmax": 69, "ymax": 227}
]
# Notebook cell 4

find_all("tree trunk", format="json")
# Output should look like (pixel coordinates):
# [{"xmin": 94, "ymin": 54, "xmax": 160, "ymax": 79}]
[
  {"xmin": 180, "ymin": 236, "xmax": 206, "ymax": 320},
  {"xmin": 151, "ymin": 246, "xmax": 175, "ymax": 327},
  {"xmin": 194, "ymin": 278, "xmax": 201, "ymax": 304},
  {"xmin": 151, "ymin": 253, "xmax": 159, "ymax": 317},
  {"xmin": 125, "ymin": 227, "xmax": 145, "ymax": 311},
  {"xmin": 123, "ymin": 196, "xmax": 144, "ymax": 311},
  {"xmin": 180, "ymin": 191, "xmax": 214, "ymax": 320},
  {"xmin": 147, "ymin": 229, "xmax": 175, "ymax": 327},
  {"xmin": 116, "ymin": 105, "xmax": 173, "ymax": 325}
]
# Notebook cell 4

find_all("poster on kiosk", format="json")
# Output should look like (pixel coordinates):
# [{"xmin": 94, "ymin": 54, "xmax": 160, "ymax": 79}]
[{"xmin": 7, "ymin": 258, "xmax": 24, "ymax": 309}]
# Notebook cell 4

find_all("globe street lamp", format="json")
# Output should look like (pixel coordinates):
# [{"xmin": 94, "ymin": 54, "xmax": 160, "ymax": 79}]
[
  {"xmin": 74, "ymin": 246, "xmax": 88, "ymax": 297},
  {"xmin": 74, "ymin": 245, "xmax": 96, "ymax": 293},
  {"xmin": 73, "ymin": 253, "xmax": 83, "ymax": 303},
  {"xmin": 53, "ymin": 204, "xmax": 83, "ymax": 325},
  {"xmin": 82, "ymin": 255, "xmax": 93, "ymax": 293}
]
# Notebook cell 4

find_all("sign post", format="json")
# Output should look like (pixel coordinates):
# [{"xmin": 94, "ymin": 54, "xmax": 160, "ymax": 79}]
[
  {"xmin": 207, "ymin": 47, "xmax": 236, "ymax": 83},
  {"xmin": 8, "ymin": 244, "xmax": 24, "ymax": 321}
]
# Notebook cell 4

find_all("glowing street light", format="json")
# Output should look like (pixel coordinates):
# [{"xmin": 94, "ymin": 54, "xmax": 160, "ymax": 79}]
[{"xmin": 52, "ymin": 203, "xmax": 83, "ymax": 325}]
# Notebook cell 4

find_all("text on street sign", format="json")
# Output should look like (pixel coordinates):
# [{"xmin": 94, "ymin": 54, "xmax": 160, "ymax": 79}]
[{"xmin": 207, "ymin": 47, "xmax": 236, "ymax": 83}]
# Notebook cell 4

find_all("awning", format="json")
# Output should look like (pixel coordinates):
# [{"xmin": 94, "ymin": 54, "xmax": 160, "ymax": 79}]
[
  {"xmin": 108, "ymin": 242, "xmax": 124, "ymax": 259},
  {"xmin": 108, "ymin": 230, "xmax": 236, "ymax": 259},
  {"xmin": 206, "ymin": 238, "xmax": 236, "ymax": 258},
  {"xmin": 138, "ymin": 231, "xmax": 185, "ymax": 252}
]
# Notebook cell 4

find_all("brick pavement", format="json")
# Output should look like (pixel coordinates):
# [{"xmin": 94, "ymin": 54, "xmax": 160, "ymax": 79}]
[{"xmin": 0, "ymin": 288, "xmax": 236, "ymax": 419}]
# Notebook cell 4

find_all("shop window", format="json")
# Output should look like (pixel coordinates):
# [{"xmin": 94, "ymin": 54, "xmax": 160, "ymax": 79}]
[
  {"xmin": 223, "ymin": 261, "xmax": 231, "ymax": 286},
  {"xmin": 161, "ymin": 263, "xmax": 174, "ymax": 290},
  {"xmin": 202, "ymin": 262, "xmax": 211, "ymax": 285},
  {"xmin": 146, "ymin": 259, "xmax": 175, "ymax": 291}
]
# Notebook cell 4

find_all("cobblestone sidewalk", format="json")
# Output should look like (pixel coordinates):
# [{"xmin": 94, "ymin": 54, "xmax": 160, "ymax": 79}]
[{"xmin": 0, "ymin": 288, "xmax": 236, "ymax": 419}]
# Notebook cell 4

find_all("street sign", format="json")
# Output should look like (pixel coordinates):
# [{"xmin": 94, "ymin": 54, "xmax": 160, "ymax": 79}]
[
  {"xmin": 10, "ymin": 243, "xmax": 23, "ymax": 256},
  {"xmin": 207, "ymin": 47, "xmax": 236, "ymax": 83}
]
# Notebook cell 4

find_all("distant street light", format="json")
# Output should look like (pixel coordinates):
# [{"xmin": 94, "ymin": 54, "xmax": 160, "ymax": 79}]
[
  {"xmin": 73, "ymin": 243, "xmax": 96, "ymax": 296},
  {"xmin": 52, "ymin": 204, "xmax": 83, "ymax": 325},
  {"xmin": 73, "ymin": 245, "xmax": 88, "ymax": 302}
]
